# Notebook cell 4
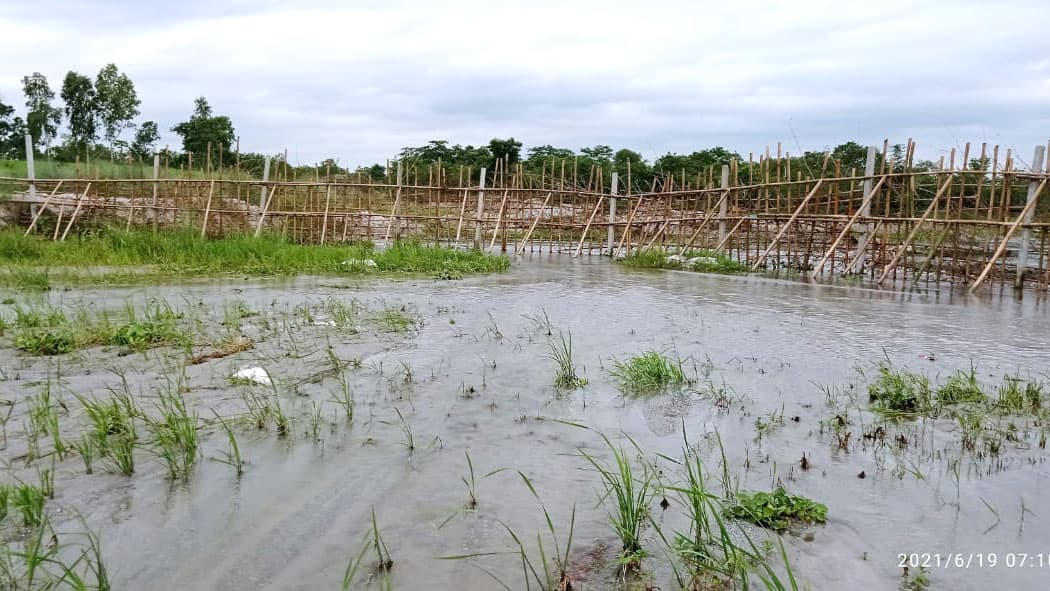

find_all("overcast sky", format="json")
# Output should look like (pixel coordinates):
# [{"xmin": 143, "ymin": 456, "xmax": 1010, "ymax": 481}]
[{"xmin": 2, "ymin": 0, "xmax": 1048, "ymax": 168}]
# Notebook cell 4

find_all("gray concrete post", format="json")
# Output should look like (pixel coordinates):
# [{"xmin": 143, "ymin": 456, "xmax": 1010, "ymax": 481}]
[
  {"xmin": 473, "ymin": 168, "xmax": 487, "ymax": 249},
  {"xmin": 25, "ymin": 135, "xmax": 37, "ymax": 217},
  {"xmin": 1016, "ymin": 145, "xmax": 1046, "ymax": 288},
  {"xmin": 852, "ymin": 146, "xmax": 877, "ymax": 273},
  {"xmin": 151, "ymin": 153, "xmax": 160, "ymax": 230},
  {"xmin": 607, "ymin": 172, "xmax": 618, "ymax": 255},
  {"xmin": 718, "ymin": 165, "xmax": 729, "ymax": 243},
  {"xmin": 260, "ymin": 156, "xmax": 271, "ymax": 208}
]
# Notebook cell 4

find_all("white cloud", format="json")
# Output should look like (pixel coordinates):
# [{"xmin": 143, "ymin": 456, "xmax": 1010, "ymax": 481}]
[{"xmin": 1, "ymin": 0, "xmax": 1047, "ymax": 166}]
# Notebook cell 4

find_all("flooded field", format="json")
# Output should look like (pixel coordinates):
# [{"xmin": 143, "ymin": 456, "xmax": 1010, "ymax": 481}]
[{"xmin": 1, "ymin": 256, "xmax": 1048, "ymax": 590}]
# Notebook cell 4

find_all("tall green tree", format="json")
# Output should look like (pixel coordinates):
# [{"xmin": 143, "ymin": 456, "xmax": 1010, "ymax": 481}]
[
  {"xmin": 831, "ymin": 141, "xmax": 869, "ymax": 171},
  {"xmin": 94, "ymin": 63, "xmax": 140, "ymax": 152},
  {"xmin": 488, "ymin": 137, "xmax": 522, "ymax": 167},
  {"xmin": 60, "ymin": 71, "xmax": 98, "ymax": 154},
  {"xmin": 130, "ymin": 121, "xmax": 159, "ymax": 159},
  {"xmin": 0, "ymin": 96, "xmax": 28, "ymax": 158},
  {"xmin": 22, "ymin": 72, "xmax": 62, "ymax": 149},
  {"xmin": 170, "ymin": 97, "xmax": 236, "ymax": 157}
]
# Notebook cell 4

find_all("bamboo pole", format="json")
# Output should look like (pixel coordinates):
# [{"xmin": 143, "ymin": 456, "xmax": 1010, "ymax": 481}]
[
  {"xmin": 970, "ymin": 179, "xmax": 1047, "ymax": 292},
  {"xmin": 488, "ymin": 188, "xmax": 511, "ymax": 250},
  {"xmin": 714, "ymin": 216, "xmax": 748, "ymax": 252},
  {"xmin": 200, "ymin": 180, "xmax": 216, "ymax": 238},
  {"xmin": 572, "ymin": 195, "xmax": 605, "ymax": 258},
  {"xmin": 810, "ymin": 176, "xmax": 888, "ymax": 277},
  {"xmin": 59, "ymin": 183, "xmax": 92, "ymax": 241},
  {"xmin": 516, "ymin": 192, "xmax": 554, "ymax": 255},
  {"xmin": 751, "ymin": 180, "xmax": 824, "ymax": 269},
  {"xmin": 615, "ymin": 196, "xmax": 645, "ymax": 255},
  {"xmin": 254, "ymin": 185, "xmax": 278, "ymax": 237},
  {"xmin": 319, "ymin": 184, "xmax": 332, "ymax": 244},
  {"xmin": 875, "ymin": 175, "xmax": 955, "ymax": 284},
  {"xmin": 23, "ymin": 180, "xmax": 64, "ymax": 235},
  {"xmin": 454, "ymin": 188, "xmax": 470, "ymax": 242},
  {"xmin": 680, "ymin": 190, "xmax": 731, "ymax": 251},
  {"xmin": 383, "ymin": 161, "xmax": 403, "ymax": 241}
]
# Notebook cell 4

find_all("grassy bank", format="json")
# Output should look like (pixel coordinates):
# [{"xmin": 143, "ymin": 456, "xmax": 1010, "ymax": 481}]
[
  {"xmin": 0, "ymin": 228, "xmax": 509, "ymax": 287},
  {"xmin": 618, "ymin": 247, "xmax": 747, "ymax": 274}
]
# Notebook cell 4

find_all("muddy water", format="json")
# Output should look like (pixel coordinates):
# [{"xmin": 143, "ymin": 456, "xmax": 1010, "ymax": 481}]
[{"xmin": 3, "ymin": 256, "xmax": 1050, "ymax": 590}]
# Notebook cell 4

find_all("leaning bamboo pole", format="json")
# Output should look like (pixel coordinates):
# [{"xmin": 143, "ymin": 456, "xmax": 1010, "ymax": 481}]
[
  {"xmin": 199, "ymin": 180, "xmax": 216, "ymax": 238},
  {"xmin": 970, "ymin": 179, "xmax": 1047, "ymax": 292},
  {"xmin": 751, "ymin": 180, "xmax": 824, "ymax": 269},
  {"xmin": 254, "ymin": 185, "xmax": 278, "ymax": 237},
  {"xmin": 679, "ymin": 189, "xmax": 731, "ymax": 251},
  {"xmin": 572, "ymin": 194, "xmax": 606, "ymax": 257},
  {"xmin": 319, "ymin": 184, "xmax": 332, "ymax": 244},
  {"xmin": 516, "ymin": 192, "xmax": 553, "ymax": 255},
  {"xmin": 59, "ymin": 183, "xmax": 92, "ymax": 241},
  {"xmin": 24, "ymin": 181, "xmax": 64, "ymax": 235},
  {"xmin": 488, "ymin": 188, "xmax": 511, "ymax": 250},
  {"xmin": 875, "ymin": 175, "xmax": 954, "ymax": 285},
  {"xmin": 810, "ymin": 176, "xmax": 888, "ymax": 277}
]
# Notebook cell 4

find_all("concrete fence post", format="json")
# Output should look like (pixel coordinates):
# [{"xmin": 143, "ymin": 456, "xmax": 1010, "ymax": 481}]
[
  {"xmin": 607, "ymin": 172, "xmax": 618, "ymax": 255},
  {"xmin": 25, "ymin": 134, "xmax": 37, "ymax": 218},
  {"xmin": 260, "ymin": 156, "xmax": 271, "ymax": 208},
  {"xmin": 718, "ymin": 165, "xmax": 729, "ymax": 243},
  {"xmin": 1016, "ymin": 145, "xmax": 1046, "ymax": 288},
  {"xmin": 852, "ymin": 146, "xmax": 877, "ymax": 273},
  {"xmin": 151, "ymin": 153, "xmax": 160, "ymax": 230},
  {"xmin": 473, "ymin": 168, "xmax": 487, "ymax": 249}
]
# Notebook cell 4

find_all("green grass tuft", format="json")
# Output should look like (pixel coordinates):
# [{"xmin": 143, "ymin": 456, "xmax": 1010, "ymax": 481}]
[{"xmin": 610, "ymin": 350, "xmax": 689, "ymax": 393}]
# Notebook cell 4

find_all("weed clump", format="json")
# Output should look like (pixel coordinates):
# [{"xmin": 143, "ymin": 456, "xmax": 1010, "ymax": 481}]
[
  {"xmin": 619, "ymin": 248, "xmax": 747, "ymax": 274},
  {"xmin": 935, "ymin": 368, "xmax": 987, "ymax": 405},
  {"xmin": 610, "ymin": 351, "xmax": 689, "ymax": 393},
  {"xmin": 867, "ymin": 364, "xmax": 933, "ymax": 414},
  {"xmin": 547, "ymin": 331, "xmax": 587, "ymax": 389},
  {"xmin": 725, "ymin": 487, "xmax": 827, "ymax": 531}
]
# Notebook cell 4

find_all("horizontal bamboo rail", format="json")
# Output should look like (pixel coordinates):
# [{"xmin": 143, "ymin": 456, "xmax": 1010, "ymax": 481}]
[{"xmin": 4, "ymin": 143, "xmax": 1049, "ymax": 296}]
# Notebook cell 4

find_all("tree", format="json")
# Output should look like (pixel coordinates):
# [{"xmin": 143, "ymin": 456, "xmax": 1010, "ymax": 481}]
[
  {"xmin": 831, "ymin": 141, "xmax": 869, "ymax": 171},
  {"xmin": 22, "ymin": 72, "xmax": 62, "ymax": 149},
  {"xmin": 526, "ymin": 145, "xmax": 574, "ymax": 161},
  {"xmin": 94, "ymin": 64, "xmax": 140, "ymax": 152},
  {"xmin": 0, "ymin": 96, "xmax": 28, "ymax": 158},
  {"xmin": 171, "ymin": 97, "xmax": 236, "ymax": 157},
  {"xmin": 488, "ymin": 137, "xmax": 522, "ymax": 167},
  {"xmin": 580, "ymin": 145, "xmax": 613, "ymax": 163},
  {"xmin": 613, "ymin": 148, "xmax": 652, "ymax": 188},
  {"xmin": 130, "ymin": 121, "xmax": 159, "ymax": 159},
  {"xmin": 60, "ymin": 71, "xmax": 98, "ymax": 154}
]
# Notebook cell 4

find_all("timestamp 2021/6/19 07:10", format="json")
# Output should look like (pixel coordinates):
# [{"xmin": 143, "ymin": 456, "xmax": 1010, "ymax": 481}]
[{"xmin": 898, "ymin": 553, "xmax": 1050, "ymax": 569}]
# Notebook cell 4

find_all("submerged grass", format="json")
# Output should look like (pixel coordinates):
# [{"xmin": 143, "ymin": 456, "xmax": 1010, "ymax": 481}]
[
  {"xmin": 11, "ymin": 300, "xmax": 191, "ymax": 356},
  {"xmin": 724, "ymin": 488, "xmax": 828, "ymax": 532},
  {"xmin": 0, "ymin": 228, "xmax": 509, "ymax": 286},
  {"xmin": 867, "ymin": 359, "xmax": 1044, "ymax": 420},
  {"xmin": 661, "ymin": 430, "xmax": 800, "ymax": 589},
  {"xmin": 619, "ymin": 247, "xmax": 747, "ymax": 274},
  {"xmin": 610, "ymin": 350, "xmax": 689, "ymax": 393}
]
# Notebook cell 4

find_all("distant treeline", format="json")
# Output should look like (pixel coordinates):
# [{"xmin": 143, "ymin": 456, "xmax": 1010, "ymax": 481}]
[{"xmin": 3, "ymin": 65, "xmax": 977, "ymax": 190}]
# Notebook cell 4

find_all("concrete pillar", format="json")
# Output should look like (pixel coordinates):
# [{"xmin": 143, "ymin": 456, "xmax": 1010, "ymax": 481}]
[
  {"xmin": 1016, "ymin": 145, "xmax": 1046, "ymax": 288},
  {"xmin": 607, "ymin": 172, "xmax": 618, "ymax": 255},
  {"xmin": 260, "ymin": 156, "xmax": 271, "ymax": 208},
  {"xmin": 473, "ymin": 168, "xmax": 487, "ymax": 249},
  {"xmin": 852, "ymin": 146, "xmax": 877, "ymax": 273},
  {"xmin": 718, "ymin": 165, "xmax": 729, "ymax": 243}
]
